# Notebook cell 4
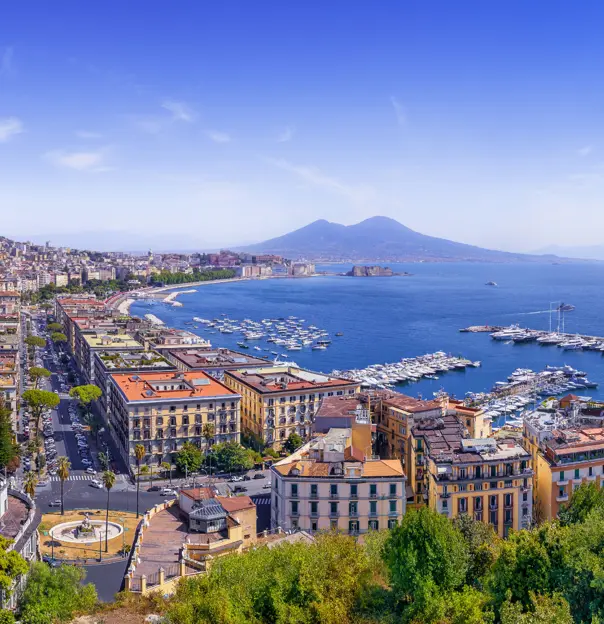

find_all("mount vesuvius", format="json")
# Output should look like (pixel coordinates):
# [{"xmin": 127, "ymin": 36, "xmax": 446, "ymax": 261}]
[{"xmin": 240, "ymin": 217, "xmax": 562, "ymax": 263}]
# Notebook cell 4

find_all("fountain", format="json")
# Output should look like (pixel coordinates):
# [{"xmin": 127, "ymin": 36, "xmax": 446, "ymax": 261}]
[{"xmin": 49, "ymin": 513, "xmax": 123, "ymax": 545}]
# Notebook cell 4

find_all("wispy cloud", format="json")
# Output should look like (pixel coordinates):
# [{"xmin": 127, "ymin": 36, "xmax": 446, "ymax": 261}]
[
  {"xmin": 206, "ymin": 130, "xmax": 231, "ymax": 144},
  {"xmin": 76, "ymin": 130, "xmax": 103, "ymax": 140},
  {"xmin": 578, "ymin": 145, "xmax": 593, "ymax": 157},
  {"xmin": 0, "ymin": 47, "xmax": 14, "ymax": 76},
  {"xmin": 390, "ymin": 96, "xmax": 406, "ymax": 127},
  {"xmin": 267, "ymin": 157, "xmax": 375, "ymax": 202},
  {"xmin": 276, "ymin": 126, "xmax": 295, "ymax": 143},
  {"xmin": 161, "ymin": 100, "xmax": 196, "ymax": 122},
  {"xmin": 0, "ymin": 117, "xmax": 23, "ymax": 142},
  {"xmin": 44, "ymin": 149, "xmax": 110, "ymax": 172}
]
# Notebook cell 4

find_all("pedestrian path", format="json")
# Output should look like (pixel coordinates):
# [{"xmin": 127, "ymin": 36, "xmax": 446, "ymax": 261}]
[
  {"xmin": 49, "ymin": 475, "xmax": 97, "ymax": 482},
  {"xmin": 251, "ymin": 495, "xmax": 271, "ymax": 505}
]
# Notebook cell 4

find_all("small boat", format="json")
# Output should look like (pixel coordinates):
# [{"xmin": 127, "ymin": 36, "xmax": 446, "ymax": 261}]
[
  {"xmin": 485, "ymin": 281, "xmax": 497, "ymax": 286},
  {"xmin": 335, "ymin": 332, "xmax": 344, "ymax": 337},
  {"xmin": 237, "ymin": 342, "xmax": 249, "ymax": 349},
  {"xmin": 312, "ymin": 345, "xmax": 327, "ymax": 350}
]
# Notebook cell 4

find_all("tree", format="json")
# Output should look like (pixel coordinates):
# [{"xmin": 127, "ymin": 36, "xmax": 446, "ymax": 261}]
[
  {"xmin": 384, "ymin": 506, "xmax": 469, "ymax": 603},
  {"xmin": 18, "ymin": 562, "xmax": 97, "ymax": 624},
  {"xmin": 21, "ymin": 389, "xmax": 60, "ymax": 470},
  {"xmin": 202, "ymin": 422, "xmax": 215, "ymax": 448},
  {"xmin": 453, "ymin": 513, "xmax": 500, "ymax": 587},
  {"xmin": 500, "ymin": 591, "xmax": 573, "ymax": 624},
  {"xmin": 101, "ymin": 470, "xmax": 116, "ymax": 552},
  {"xmin": 161, "ymin": 461, "xmax": 172, "ymax": 485},
  {"xmin": 97, "ymin": 451, "xmax": 109, "ymax": 471},
  {"xmin": 175, "ymin": 442, "xmax": 204, "ymax": 475},
  {"xmin": 24, "ymin": 335, "xmax": 45, "ymax": 349},
  {"xmin": 23, "ymin": 471, "xmax": 37, "ymax": 500},
  {"xmin": 0, "ymin": 535, "xmax": 28, "ymax": 600},
  {"xmin": 283, "ymin": 432, "xmax": 303, "ymax": 454},
  {"xmin": 558, "ymin": 482, "xmax": 604, "ymax": 526},
  {"xmin": 134, "ymin": 443, "xmax": 145, "ymax": 518},
  {"xmin": 69, "ymin": 384, "xmax": 102, "ymax": 418},
  {"xmin": 0, "ymin": 399, "xmax": 19, "ymax": 471},
  {"xmin": 208, "ymin": 441, "xmax": 253, "ymax": 474},
  {"xmin": 46, "ymin": 322, "xmax": 62, "ymax": 332},
  {"xmin": 50, "ymin": 332, "xmax": 67, "ymax": 345},
  {"xmin": 57, "ymin": 456, "xmax": 70, "ymax": 516},
  {"xmin": 28, "ymin": 366, "xmax": 51, "ymax": 389}
]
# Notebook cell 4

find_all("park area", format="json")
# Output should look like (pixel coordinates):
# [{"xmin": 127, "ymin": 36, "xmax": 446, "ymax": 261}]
[{"xmin": 39, "ymin": 509, "xmax": 139, "ymax": 562}]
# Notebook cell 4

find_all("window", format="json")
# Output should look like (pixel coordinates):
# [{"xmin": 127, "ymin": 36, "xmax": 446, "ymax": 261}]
[
  {"xmin": 291, "ymin": 484, "xmax": 298, "ymax": 498},
  {"xmin": 389, "ymin": 483, "xmax": 397, "ymax": 497},
  {"xmin": 489, "ymin": 495, "xmax": 498, "ymax": 509},
  {"xmin": 459, "ymin": 468, "xmax": 467, "ymax": 479},
  {"xmin": 368, "ymin": 520, "xmax": 379, "ymax": 531},
  {"xmin": 349, "ymin": 520, "xmax": 359, "ymax": 534},
  {"xmin": 574, "ymin": 468, "xmax": 580, "ymax": 479},
  {"xmin": 311, "ymin": 521, "xmax": 318, "ymax": 532},
  {"xmin": 369, "ymin": 500, "xmax": 377, "ymax": 516},
  {"xmin": 182, "ymin": 415, "xmax": 189, "ymax": 425},
  {"xmin": 330, "ymin": 502, "xmax": 338, "ymax": 516},
  {"xmin": 330, "ymin": 520, "xmax": 337, "ymax": 530},
  {"xmin": 330, "ymin": 484, "xmax": 338, "ymax": 498},
  {"xmin": 291, "ymin": 501, "xmax": 299, "ymax": 516},
  {"xmin": 560, "ymin": 471, "xmax": 565, "ymax": 482},
  {"xmin": 349, "ymin": 501, "xmax": 358, "ymax": 516},
  {"xmin": 559, "ymin": 487, "xmax": 565, "ymax": 498},
  {"xmin": 310, "ymin": 501, "xmax": 318, "ymax": 516},
  {"xmin": 442, "ymin": 499, "xmax": 448, "ymax": 509},
  {"xmin": 350, "ymin": 484, "xmax": 358, "ymax": 498},
  {"xmin": 388, "ymin": 519, "xmax": 398, "ymax": 529},
  {"xmin": 489, "ymin": 510, "xmax": 498, "ymax": 525},
  {"xmin": 475, "ymin": 466, "xmax": 482, "ymax": 479},
  {"xmin": 490, "ymin": 465, "xmax": 497, "ymax": 477},
  {"xmin": 370, "ymin": 483, "xmax": 377, "ymax": 498},
  {"xmin": 389, "ymin": 500, "xmax": 397, "ymax": 514},
  {"xmin": 505, "ymin": 493, "xmax": 512, "ymax": 507},
  {"xmin": 458, "ymin": 497, "xmax": 468, "ymax": 513},
  {"xmin": 310, "ymin": 484, "xmax": 318, "ymax": 498},
  {"xmin": 589, "ymin": 466, "xmax": 593, "ymax": 476}
]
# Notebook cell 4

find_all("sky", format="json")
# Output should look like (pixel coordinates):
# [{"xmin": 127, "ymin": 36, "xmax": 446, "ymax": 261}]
[{"xmin": 1, "ymin": 1, "xmax": 604, "ymax": 252}]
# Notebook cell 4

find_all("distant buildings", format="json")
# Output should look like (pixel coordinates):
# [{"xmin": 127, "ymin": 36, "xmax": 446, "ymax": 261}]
[
  {"xmin": 165, "ymin": 347, "xmax": 271, "ymax": 380},
  {"xmin": 271, "ymin": 415, "xmax": 406, "ymax": 534},
  {"xmin": 107, "ymin": 370, "xmax": 241, "ymax": 468},
  {"xmin": 223, "ymin": 366, "xmax": 359, "ymax": 449}
]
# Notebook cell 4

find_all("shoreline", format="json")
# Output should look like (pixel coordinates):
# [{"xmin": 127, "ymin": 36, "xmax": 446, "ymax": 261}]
[{"xmin": 111, "ymin": 274, "xmax": 318, "ymax": 316}]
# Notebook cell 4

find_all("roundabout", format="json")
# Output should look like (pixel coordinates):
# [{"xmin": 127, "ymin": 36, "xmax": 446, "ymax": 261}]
[{"xmin": 49, "ymin": 513, "xmax": 124, "ymax": 544}]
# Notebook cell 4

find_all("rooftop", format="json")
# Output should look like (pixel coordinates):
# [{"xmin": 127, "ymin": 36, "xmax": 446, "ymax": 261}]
[
  {"xmin": 315, "ymin": 395, "xmax": 364, "ymax": 419},
  {"xmin": 226, "ymin": 366, "xmax": 357, "ymax": 394},
  {"xmin": 544, "ymin": 427, "xmax": 604, "ymax": 457},
  {"xmin": 168, "ymin": 348, "xmax": 270, "ymax": 370},
  {"xmin": 111, "ymin": 370, "xmax": 238, "ymax": 402},
  {"xmin": 96, "ymin": 349, "xmax": 174, "ymax": 371},
  {"xmin": 83, "ymin": 332, "xmax": 142, "ymax": 349},
  {"xmin": 380, "ymin": 393, "xmax": 442, "ymax": 414}
]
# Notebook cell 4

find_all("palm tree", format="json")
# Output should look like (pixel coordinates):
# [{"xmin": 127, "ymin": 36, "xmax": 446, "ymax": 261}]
[
  {"xmin": 101, "ymin": 470, "xmax": 116, "ymax": 552},
  {"xmin": 161, "ymin": 461, "xmax": 172, "ymax": 485},
  {"xmin": 23, "ymin": 471, "xmax": 38, "ymax": 500},
  {"xmin": 202, "ymin": 422, "xmax": 215, "ymax": 474},
  {"xmin": 134, "ymin": 444, "xmax": 145, "ymax": 518},
  {"xmin": 57, "ymin": 456, "xmax": 70, "ymax": 515}
]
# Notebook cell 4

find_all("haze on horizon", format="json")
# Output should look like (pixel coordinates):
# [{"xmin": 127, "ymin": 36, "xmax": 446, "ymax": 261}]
[{"xmin": 2, "ymin": 1, "xmax": 604, "ymax": 254}]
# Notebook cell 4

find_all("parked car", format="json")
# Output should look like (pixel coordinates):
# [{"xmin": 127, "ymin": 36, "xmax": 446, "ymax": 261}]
[
  {"xmin": 160, "ymin": 488, "xmax": 176, "ymax": 496},
  {"xmin": 233, "ymin": 485, "xmax": 248, "ymax": 493},
  {"xmin": 49, "ymin": 500, "xmax": 61, "ymax": 507},
  {"xmin": 147, "ymin": 485, "xmax": 161, "ymax": 492},
  {"xmin": 253, "ymin": 473, "xmax": 266, "ymax": 480},
  {"xmin": 262, "ymin": 482, "xmax": 272, "ymax": 489},
  {"xmin": 242, "ymin": 475, "xmax": 251, "ymax": 481}
]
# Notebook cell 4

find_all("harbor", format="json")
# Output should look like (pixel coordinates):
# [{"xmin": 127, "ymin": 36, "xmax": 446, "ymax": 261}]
[{"xmin": 332, "ymin": 352, "xmax": 481, "ymax": 389}]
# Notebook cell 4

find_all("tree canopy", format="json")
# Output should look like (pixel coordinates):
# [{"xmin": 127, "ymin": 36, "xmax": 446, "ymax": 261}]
[
  {"xmin": 28, "ymin": 366, "xmax": 51, "ymax": 388},
  {"xmin": 175, "ymin": 442, "xmax": 204, "ymax": 473},
  {"xmin": 0, "ymin": 535, "xmax": 28, "ymax": 598},
  {"xmin": 283, "ymin": 432, "xmax": 304, "ymax": 454},
  {"xmin": 0, "ymin": 399, "xmax": 19, "ymax": 471},
  {"xmin": 50, "ymin": 332, "xmax": 68, "ymax": 344},
  {"xmin": 24, "ymin": 335, "xmax": 46, "ymax": 348},
  {"xmin": 22, "ymin": 389, "xmax": 60, "ymax": 418},
  {"xmin": 46, "ymin": 322, "xmax": 63, "ymax": 332},
  {"xmin": 69, "ymin": 384, "xmax": 102, "ymax": 407},
  {"xmin": 207, "ymin": 441, "xmax": 254, "ymax": 473}
]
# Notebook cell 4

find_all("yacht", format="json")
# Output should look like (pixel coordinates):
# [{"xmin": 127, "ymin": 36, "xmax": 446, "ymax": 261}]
[
  {"xmin": 559, "ymin": 338, "xmax": 584, "ymax": 350},
  {"xmin": 312, "ymin": 344, "xmax": 327, "ymax": 350},
  {"xmin": 491, "ymin": 325, "xmax": 524, "ymax": 340}
]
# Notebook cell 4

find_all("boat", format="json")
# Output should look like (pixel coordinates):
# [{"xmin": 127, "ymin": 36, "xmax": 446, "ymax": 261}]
[
  {"xmin": 237, "ymin": 342, "xmax": 249, "ymax": 349},
  {"xmin": 335, "ymin": 332, "xmax": 344, "ymax": 337},
  {"xmin": 312, "ymin": 345, "xmax": 327, "ymax": 350},
  {"xmin": 485, "ymin": 281, "xmax": 498, "ymax": 286}
]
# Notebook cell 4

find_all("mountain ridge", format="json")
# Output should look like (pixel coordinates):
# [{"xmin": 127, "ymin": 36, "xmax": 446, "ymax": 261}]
[{"xmin": 239, "ymin": 216, "xmax": 572, "ymax": 263}]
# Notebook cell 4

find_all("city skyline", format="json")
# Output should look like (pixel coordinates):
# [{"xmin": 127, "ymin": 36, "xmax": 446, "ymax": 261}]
[{"xmin": 2, "ymin": 1, "xmax": 604, "ymax": 252}]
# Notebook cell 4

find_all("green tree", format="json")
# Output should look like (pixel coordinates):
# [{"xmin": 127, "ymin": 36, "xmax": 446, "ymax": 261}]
[
  {"xmin": 0, "ymin": 535, "xmax": 28, "ymax": 600},
  {"xmin": 24, "ymin": 335, "xmax": 45, "ymax": 349},
  {"xmin": 97, "ymin": 451, "xmax": 109, "ymax": 471},
  {"xmin": 161, "ymin": 461, "xmax": 172, "ymax": 484},
  {"xmin": 208, "ymin": 441, "xmax": 253, "ymax": 474},
  {"xmin": 28, "ymin": 366, "xmax": 51, "ymax": 389},
  {"xmin": 384, "ymin": 506, "xmax": 469, "ymax": 604},
  {"xmin": 134, "ymin": 443, "xmax": 145, "ymax": 518},
  {"xmin": 0, "ymin": 399, "xmax": 19, "ymax": 470},
  {"xmin": 23, "ymin": 470, "xmax": 38, "ymax": 500},
  {"xmin": 283, "ymin": 431, "xmax": 303, "ymax": 454},
  {"xmin": 175, "ymin": 442, "xmax": 204, "ymax": 475},
  {"xmin": 18, "ymin": 562, "xmax": 97, "ymax": 624},
  {"xmin": 46, "ymin": 322, "xmax": 62, "ymax": 332},
  {"xmin": 500, "ymin": 591, "xmax": 573, "ymax": 624},
  {"xmin": 50, "ymin": 332, "xmax": 68, "ymax": 345},
  {"xmin": 57, "ymin": 456, "xmax": 70, "ymax": 516},
  {"xmin": 21, "ymin": 389, "xmax": 60, "ymax": 467},
  {"xmin": 558, "ymin": 482, "xmax": 604, "ymax": 526},
  {"xmin": 453, "ymin": 513, "xmax": 500, "ymax": 587},
  {"xmin": 101, "ymin": 470, "xmax": 116, "ymax": 552},
  {"xmin": 202, "ymin": 422, "xmax": 215, "ymax": 449},
  {"xmin": 69, "ymin": 384, "xmax": 102, "ymax": 418}
]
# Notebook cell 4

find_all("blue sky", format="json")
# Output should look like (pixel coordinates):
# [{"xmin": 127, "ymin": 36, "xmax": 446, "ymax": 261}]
[{"xmin": 1, "ymin": 1, "xmax": 604, "ymax": 251}]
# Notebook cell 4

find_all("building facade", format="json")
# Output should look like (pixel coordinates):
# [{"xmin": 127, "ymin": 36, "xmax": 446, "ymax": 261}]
[{"xmin": 223, "ymin": 366, "xmax": 360, "ymax": 449}]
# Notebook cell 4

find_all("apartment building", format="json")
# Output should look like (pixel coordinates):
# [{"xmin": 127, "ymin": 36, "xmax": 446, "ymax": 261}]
[
  {"xmin": 165, "ymin": 347, "xmax": 270, "ymax": 380},
  {"xmin": 0, "ymin": 353, "xmax": 18, "ymax": 432},
  {"xmin": 271, "ymin": 417, "xmax": 406, "ymax": 534},
  {"xmin": 223, "ymin": 366, "xmax": 359, "ymax": 449},
  {"xmin": 373, "ymin": 392, "xmax": 443, "ymax": 460},
  {"xmin": 134, "ymin": 327, "xmax": 210, "ymax": 354},
  {"xmin": 55, "ymin": 297, "xmax": 108, "ymax": 350},
  {"xmin": 411, "ymin": 415, "xmax": 533, "ymax": 537},
  {"xmin": 0, "ymin": 292, "xmax": 19, "ymax": 315},
  {"xmin": 107, "ymin": 371, "xmax": 241, "ymax": 468},
  {"xmin": 312, "ymin": 394, "xmax": 371, "ymax": 434},
  {"xmin": 93, "ymin": 349, "xmax": 175, "ymax": 422},
  {"xmin": 448, "ymin": 399, "xmax": 492, "ymax": 439}
]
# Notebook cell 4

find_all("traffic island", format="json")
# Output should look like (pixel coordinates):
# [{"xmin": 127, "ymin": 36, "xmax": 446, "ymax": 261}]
[{"xmin": 39, "ymin": 509, "xmax": 138, "ymax": 563}]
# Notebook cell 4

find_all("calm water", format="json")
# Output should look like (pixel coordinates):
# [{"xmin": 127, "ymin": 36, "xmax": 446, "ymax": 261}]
[{"xmin": 131, "ymin": 263, "xmax": 604, "ymax": 402}]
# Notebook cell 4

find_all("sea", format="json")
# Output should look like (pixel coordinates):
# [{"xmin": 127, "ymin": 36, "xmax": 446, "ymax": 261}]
[{"xmin": 130, "ymin": 262, "xmax": 604, "ymax": 405}]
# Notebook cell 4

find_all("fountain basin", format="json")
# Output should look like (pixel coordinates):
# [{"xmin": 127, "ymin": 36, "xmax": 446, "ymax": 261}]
[{"xmin": 49, "ymin": 520, "xmax": 123, "ymax": 544}]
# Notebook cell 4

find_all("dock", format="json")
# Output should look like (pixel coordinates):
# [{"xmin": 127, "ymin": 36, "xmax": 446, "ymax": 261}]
[{"xmin": 459, "ymin": 325, "xmax": 503, "ymax": 333}]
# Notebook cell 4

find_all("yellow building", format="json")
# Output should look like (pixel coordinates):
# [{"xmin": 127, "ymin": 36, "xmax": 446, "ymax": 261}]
[
  {"xmin": 411, "ymin": 414, "xmax": 533, "ymax": 537},
  {"xmin": 448, "ymin": 399, "xmax": 492, "ymax": 439},
  {"xmin": 223, "ymin": 366, "xmax": 359, "ymax": 449}
]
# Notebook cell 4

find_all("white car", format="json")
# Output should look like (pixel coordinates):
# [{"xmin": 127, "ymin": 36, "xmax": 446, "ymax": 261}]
[
  {"xmin": 90, "ymin": 480, "xmax": 103, "ymax": 489},
  {"xmin": 81, "ymin": 459, "xmax": 92, "ymax": 465},
  {"xmin": 85, "ymin": 467, "xmax": 97, "ymax": 475},
  {"xmin": 161, "ymin": 488, "xmax": 176, "ymax": 496}
]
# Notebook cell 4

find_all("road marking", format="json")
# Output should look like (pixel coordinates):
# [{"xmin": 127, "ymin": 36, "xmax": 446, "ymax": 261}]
[
  {"xmin": 251, "ymin": 496, "xmax": 271, "ymax": 505},
  {"xmin": 49, "ymin": 475, "xmax": 96, "ymax": 482}
]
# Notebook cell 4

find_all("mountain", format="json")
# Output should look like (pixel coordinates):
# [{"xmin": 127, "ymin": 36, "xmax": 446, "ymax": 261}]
[
  {"xmin": 534, "ymin": 244, "xmax": 604, "ymax": 261},
  {"xmin": 240, "ymin": 216, "xmax": 564, "ymax": 263}
]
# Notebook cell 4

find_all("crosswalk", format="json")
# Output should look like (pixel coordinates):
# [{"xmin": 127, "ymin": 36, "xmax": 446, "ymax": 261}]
[
  {"xmin": 49, "ymin": 475, "xmax": 96, "ymax": 482},
  {"xmin": 251, "ymin": 495, "xmax": 271, "ymax": 506}
]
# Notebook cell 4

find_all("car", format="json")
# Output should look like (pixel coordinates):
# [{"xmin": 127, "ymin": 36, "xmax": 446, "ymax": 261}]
[
  {"xmin": 147, "ymin": 485, "xmax": 161, "ymax": 492},
  {"xmin": 49, "ymin": 500, "xmax": 61, "ymax": 507},
  {"xmin": 160, "ymin": 488, "xmax": 176, "ymax": 496},
  {"xmin": 85, "ymin": 467, "xmax": 97, "ymax": 475},
  {"xmin": 90, "ymin": 480, "xmax": 103, "ymax": 489},
  {"xmin": 262, "ymin": 482, "xmax": 272, "ymax": 489},
  {"xmin": 242, "ymin": 475, "xmax": 251, "ymax": 481},
  {"xmin": 81, "ymin": 459, "xmax": 92, "ymax": 465},
  {"xmin": 233, "ymin": 485, "xmax": 248, "ymax": 493},
  {"xmin": 229, "ymin": 475, "xmax": 243, "ymax": 482},
  {"xmin": 253, "ymin": 473, "xmax": 266, "ymax": 480}
]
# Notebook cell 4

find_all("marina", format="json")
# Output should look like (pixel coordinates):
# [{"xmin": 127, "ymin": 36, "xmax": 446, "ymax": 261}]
[{"xmin": 332, "ymin": 352, "xmax": 481, "ymax": 389}]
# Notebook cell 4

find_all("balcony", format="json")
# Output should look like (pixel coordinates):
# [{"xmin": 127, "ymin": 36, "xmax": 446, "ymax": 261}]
[
  {"xmin": 368, "ymin": 510, "xmax": 378, "ymax": 517},
  {"xmin": 556, "ymin": 494, "xmax": 569, "ymax": 502},
  {"xmin": 329, "ymin": 510, "xmax": 340, "ymax": 518},
  {"xmin": 440, "ymin": 492, "xmax": 451, "ymax": 499},
  {"xmin": 310, "ymin": 510, "xmax": 319, "ymax": 518},
  {"xmin": 349, "ymin": 509, "xmax": 359, "ymax": 517},
  {"xmin": 329, "ymin": 492, "xmax": 339, "ymax": 499},
  {"xmin": 586, "ymin": 474, "xmax": 597, "ymax": 481},
  {"xmin": 558, "ymin": 479, "xmax": 569, "ymax": 486},
  {"xmin": 369, "ymin": 491, "xmax": 378, "ymax": 499},
  {"xmin": 290, "ymin": 509, "xmax": 300, "ymax": 517}
]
